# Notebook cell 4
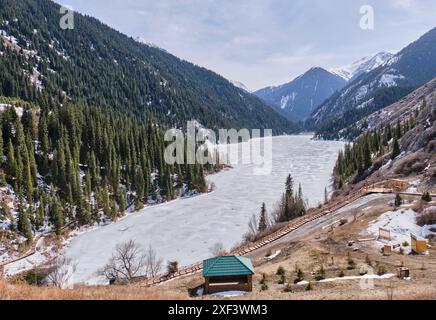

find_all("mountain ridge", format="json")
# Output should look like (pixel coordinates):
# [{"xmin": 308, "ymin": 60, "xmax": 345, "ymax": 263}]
[
  {"xmin": 0, "ymin": 0, "xmax": 298, "ymax": 134},
  {"xmin": 330, "ymin": 52, "xmax": 394, "ymax": 82},
  {"xmin": 309, "ymin": 27, "xmax": 436, "ymax": 140},
  {"xmin": 254, "ymin": 67, "xmax": 346, "ymax": 121}
]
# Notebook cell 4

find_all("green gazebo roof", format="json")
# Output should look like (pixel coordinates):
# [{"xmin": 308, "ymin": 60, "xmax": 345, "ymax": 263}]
[{"xmin": 203, "ymin": 256, "xmax": 255, "ymax": 277}]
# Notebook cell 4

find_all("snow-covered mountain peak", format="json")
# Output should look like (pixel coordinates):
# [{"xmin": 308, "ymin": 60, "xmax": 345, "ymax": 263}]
[{"xmin": 331, "ymin": 52, "xmax": 394, "ymax": 81}]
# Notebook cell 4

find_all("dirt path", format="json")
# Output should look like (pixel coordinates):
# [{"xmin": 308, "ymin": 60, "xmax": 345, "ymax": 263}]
[{"xmin": 245, "ymin": 194, "xmax": 395, "ymax": 264}]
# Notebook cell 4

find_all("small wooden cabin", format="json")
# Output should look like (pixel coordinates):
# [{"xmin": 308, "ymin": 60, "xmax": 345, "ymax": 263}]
[
  {"xmin": 383, "ymin": 245, "xmax": 393, "ymax": 256},
  {"xmin": 386, "ymin": 179, "xmax": 409, "ymax": 192},
  {"xmin": 203, "ymin": 256, "xmax": 255, "ymax": 294},
  {"xmin": 398, "ymin": 267, "xmax": 410, "ymax": 279},
  {"xmin": 411, "ymin": 234, "xmax": 428, "ymax": 254}
]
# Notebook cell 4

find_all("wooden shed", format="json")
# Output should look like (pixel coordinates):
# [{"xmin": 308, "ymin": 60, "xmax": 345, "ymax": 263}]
[
  {"xmin": 411, "ymin": 234, "xmax": 428, "ymax": 254},
  {"xmin": 203, "ymin": 256, "xmax": 255, "ymax": 294},
  {"xmin": 383, "ymin": 245, "xmax": 393, "ymax": 256},
  {"xmin": 398, "ymin": 267, "xmax": 410, "ymax": 279}
]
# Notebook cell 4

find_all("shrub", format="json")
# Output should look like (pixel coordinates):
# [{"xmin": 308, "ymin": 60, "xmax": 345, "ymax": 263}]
[
  {"xmin": 305, "ymin": 282, "xmax": 313, "ymax": 291},
  {"xmin": 402, "ymin": 241, "xmax": 409, "ymax": 247},
  {"xmin": 261, "ymin": 283, "xmax": 269, "ymax": 291},
  {"xmin": 283, "ymin": 283, "xmax": 293, "ymax": 293},
  {"xmin": 315, "ymin": 265, "xmax": 326, "ymax": 281},
  {"xmin": 167, "ymin": 261, "xmax": 179, "ymax": 275},
  {"xmin": 377, "ymin": 264, "xmax": 387, "ymax": 276},
  {"xmin": 395, "ymin": 194, "xmax": 403, "ymax": 207},
  {"xmin": 347, "ymin": 252, "xmax": 356, "ymax": 270},
  {"xmin": 338, "ymin": 269, "xmax": 345, "ymax": 278},
  {"xmin": 365, "ymin": 255, "xmax": 373, "ymax": 267},
  {"xmin": 276, "ymin": 266, "xmax": 286, "ymax": 276},
  {"xmin": 421, "ymin": 192, "xmax": 432, "ymax": 203},
  {"xmin": 296, "ymin": 268, "xmax": 305, "ymax": 283},
  {"xmin": 260, "ymin": 273, "xmax": 268, "ymax": 285},
  {"xmin": 279, "ymin": 273, "xmax": 286, "ymax": 285}
]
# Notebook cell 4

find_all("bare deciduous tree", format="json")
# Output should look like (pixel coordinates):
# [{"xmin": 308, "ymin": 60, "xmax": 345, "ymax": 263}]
[
  {"xmin": 99, "ymin": 240, "xmax": 146, "ymax": 283},
  {"xmin": 145, "ymin": 245, "xmax": 163, "ymax": 278},
  {"xmin": 99, "ymin": 240, "xmax": 163, "ymax": 283},
  {"xmin": 209, "ymin": 242, "xmax": 227, "ymax": 257},
  {"xmin": 46, "ymin": 255, "xmax": 77, "ymax": 289},
  {"xmin": 243, "ymin": 214, "xmax": 258, "ymax": 242}
]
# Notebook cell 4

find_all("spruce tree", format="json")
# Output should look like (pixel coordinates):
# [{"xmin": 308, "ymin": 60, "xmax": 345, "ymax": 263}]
[
  {"xmin": 50, "ymin": 195, "xmax": 64, "ymax": 237},
  {"xmin": 395, "ymin": 194, "xmax": 403, "ymax": 207},
  {"xmin": 422, "ymin": 192, "xmax": 432, "ymax": 203},
  {"xmin": 258, "ymin": 203, "xmax": 268, "ymax": 232},
  {"xmin": 17, "ymin": 201, "xmax": 33, "ymax": 243},
  {"xmin": 35, "ymin": 190, "xmax": 45, "ymax": 229},
  {"xmin": 6, "ymin": 140, "xmax": 16, "ymax": 178}
]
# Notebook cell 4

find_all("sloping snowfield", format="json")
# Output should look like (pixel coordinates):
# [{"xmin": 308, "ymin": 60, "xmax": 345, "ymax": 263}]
[{"xmin": 64, "ymin": 135, "xmax": 344, "ymax": 285}]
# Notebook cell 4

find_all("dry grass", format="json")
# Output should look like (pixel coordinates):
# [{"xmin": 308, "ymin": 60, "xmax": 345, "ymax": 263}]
[{"xmin": 0, "ymin": 280, "xmax": 187, "ymax": 300}]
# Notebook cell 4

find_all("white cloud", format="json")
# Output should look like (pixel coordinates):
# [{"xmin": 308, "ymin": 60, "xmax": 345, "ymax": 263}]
[{"xmin": 59, "ymin": 0, "xmax": 436, "ymax": 90}]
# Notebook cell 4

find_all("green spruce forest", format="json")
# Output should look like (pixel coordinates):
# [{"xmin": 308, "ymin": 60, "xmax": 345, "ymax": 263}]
[{"xmin": 1, "ymin": 0, "xmax": 302, "ymax": 241}]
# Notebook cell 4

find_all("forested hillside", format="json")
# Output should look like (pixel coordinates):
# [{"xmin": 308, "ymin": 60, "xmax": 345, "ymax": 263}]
[
  {"xmin": 0, "ymin": 0, "xmax": 298, "ymax": 133},
  {"xmin": 0, "ymin": 99, "xmax": 209, "ymax": 242},
  {"xmin": 333, "ymin": 83, "xmax": 435, "ymax": 190},
  {"xmin": 0, "ymin": 0, "xmax": 289, "ymax": 246}
]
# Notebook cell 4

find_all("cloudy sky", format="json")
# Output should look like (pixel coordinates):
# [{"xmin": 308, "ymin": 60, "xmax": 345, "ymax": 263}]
[{"xmin": 58, "ymin": 0, "xmax": 436, "ymax": 91}]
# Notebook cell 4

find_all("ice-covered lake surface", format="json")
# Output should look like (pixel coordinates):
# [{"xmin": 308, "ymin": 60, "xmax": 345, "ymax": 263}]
[{"xmin": 64, "ymin": 135, "xmax": 344, "ymax": 285}]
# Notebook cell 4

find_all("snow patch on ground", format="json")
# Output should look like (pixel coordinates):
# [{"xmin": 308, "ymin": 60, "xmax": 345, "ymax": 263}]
[
  {"xmin": 211, "ymin": 291, "xmax": 247, "ymax": 297},
  {"xmin": 378, "ymin": 73, "xmax": 404, "ymax": 87},
  {"xmin": 366, "ymin": 209, "xmax": 435, "ymax": 251},
  {"xmin": 265, "ymin": 250, "xmax": 281, "ymax": 261},
  {"xmin": 297, "ymin": 273, "xmax": 395, "ymax": 285}
]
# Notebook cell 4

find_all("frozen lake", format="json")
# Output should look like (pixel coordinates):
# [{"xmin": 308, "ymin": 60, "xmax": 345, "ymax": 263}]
[{"xmin": 64, "ymin": 135, "xmax": 344, "ymax": 284}]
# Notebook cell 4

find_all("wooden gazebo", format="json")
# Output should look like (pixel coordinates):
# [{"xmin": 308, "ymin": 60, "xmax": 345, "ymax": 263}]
[{"xmin": 203, "ymin": 256, "xmax": 255, "ymax": 294}]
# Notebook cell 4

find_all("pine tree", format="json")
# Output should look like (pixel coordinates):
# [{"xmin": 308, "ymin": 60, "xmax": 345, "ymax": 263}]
[
  {"xmin": 296, "ymin": 183, "xmax": 306, "ymax": 216},
  {"xmin": 17, "ymin": 201, "xmax": 33, "ymax": 243},
  {"xmin": 35, "ymin": 189, "xmax": 45, "ymax": 229},
  {"xmin": 285, "ymin": 174, "xmax": 293, "ymax": 198},
  {"xmin": 24, "ymin": 148, "xmax": 34, "ymax": 203},
  {"xmin": 49, "ymin": 194, "xmax": 64, "ymax": 237},
  {"xmin": 421, "ymin": 192, "xmax": 432, "ymax": 203},
  {"xmin": 395, "ymin": 194, "xmax": 403, "ymax": 207},
  {"xmin": 6, "ymin": 140, "xmax": 16, "ymax": 178},
  {"xmin": 258, "ymin": 203, "xmax": 268, "ymax": 232}
]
